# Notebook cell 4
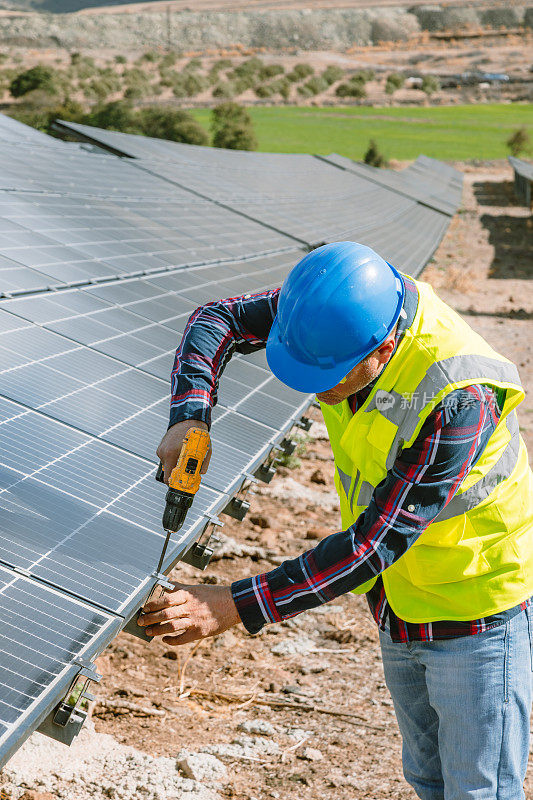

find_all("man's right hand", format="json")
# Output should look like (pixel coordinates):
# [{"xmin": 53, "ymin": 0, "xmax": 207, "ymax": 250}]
[{"xmin": 156, "ymin": 420, "xmax": 211, "ymax": 485}]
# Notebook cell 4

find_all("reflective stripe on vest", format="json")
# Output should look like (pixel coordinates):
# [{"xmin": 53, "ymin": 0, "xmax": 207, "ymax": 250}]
[
  {"xmin": 320, "ymin": 274, "xmax": 533, "ymax": 622},
  {"xmin": 433, "ymin": 411, "xmax": 520, "ymax": 523}
]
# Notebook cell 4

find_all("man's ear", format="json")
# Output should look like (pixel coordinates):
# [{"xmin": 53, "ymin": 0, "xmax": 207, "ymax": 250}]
[{"xmin": 376, "ymin": 334, "xmax": 396, "ymax": 365}]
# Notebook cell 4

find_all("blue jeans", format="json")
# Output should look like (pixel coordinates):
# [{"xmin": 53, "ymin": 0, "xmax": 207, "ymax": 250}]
[{"xmin": 379, "ymin": 607, "xmax": 533, "ymax": 799}]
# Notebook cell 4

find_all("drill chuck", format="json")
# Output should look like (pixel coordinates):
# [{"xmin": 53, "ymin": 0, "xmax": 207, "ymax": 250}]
[{"xmin": 162, "ymin": 488, "xmax": 194, "ymax": 533}]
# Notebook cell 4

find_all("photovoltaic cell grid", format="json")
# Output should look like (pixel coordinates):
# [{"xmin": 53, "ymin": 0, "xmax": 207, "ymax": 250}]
[
  {"xmin": 55, "ymin": 120, "xmax": 462, "ymax": 274},
  {"xmin": 0, "ymin": 112, "xmax": 462, "ymax": 765}
]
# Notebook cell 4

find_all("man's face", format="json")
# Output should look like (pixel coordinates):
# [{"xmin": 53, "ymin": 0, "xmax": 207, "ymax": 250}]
[{"xmin": 316, "ymin": 331, "xmax": 397, "ymax": 405}]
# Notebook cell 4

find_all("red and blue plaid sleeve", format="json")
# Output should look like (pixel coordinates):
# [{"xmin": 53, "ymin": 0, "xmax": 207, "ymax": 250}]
[
  {"xmin": 232, "ymin": 385, "xmax": 502, "ymax": 634},
  {"xmin": 169, "ymin": 288, "xmax": 280, "ymax": 429}
]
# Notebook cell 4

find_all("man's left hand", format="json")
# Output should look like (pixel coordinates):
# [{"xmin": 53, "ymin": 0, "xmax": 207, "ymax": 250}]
[{"xmin": 137, "ymin": 582, "xmax": 241, "ymax": 646}]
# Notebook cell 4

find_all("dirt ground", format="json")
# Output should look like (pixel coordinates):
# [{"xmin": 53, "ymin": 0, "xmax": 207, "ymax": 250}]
[{"xmin": 2, "ymin": 161, "xmax": 532, "ymax": 800}]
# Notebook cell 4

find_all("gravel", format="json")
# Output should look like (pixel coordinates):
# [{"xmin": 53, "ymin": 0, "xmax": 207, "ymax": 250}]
[
  {"xmin": 237, "ymin": 719, "xmax": 277, "ymax": 736},
  {"xmin": 177, "ymin": 751, "xmax": 228, "ymax": 786},
  {"xmin": 3, "ymin": 723, "xmax": 221, "ymax": 800}
]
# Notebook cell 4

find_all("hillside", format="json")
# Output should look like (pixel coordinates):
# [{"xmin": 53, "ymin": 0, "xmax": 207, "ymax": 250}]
[
  {"xmin": 0, "ymin": 0, "xmax": 529, "ymax": 19},
  {"xmin": 0, "ymin": 3, "xmax": 531, "ymax": 48}
]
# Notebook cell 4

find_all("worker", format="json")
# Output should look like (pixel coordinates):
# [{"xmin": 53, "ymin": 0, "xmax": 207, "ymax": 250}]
[{"xmin": 139, "ymin": 242, "xmax": 533, "ymax": 800}]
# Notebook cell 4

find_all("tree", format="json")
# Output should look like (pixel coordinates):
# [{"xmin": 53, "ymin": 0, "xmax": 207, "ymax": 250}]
[
  {"xmin": 213, "ymin": 123, "xmax": 257, "ymax": 150},
  {"xmin": 506, "ymin": 127, "xmax": 531, "ymax": 157},
  {"xmin": 136, "ymin": 107, "xmax": 208, "ymax": 146},
  {"xmin": 83, "ymin": 100, "xmax": 138, "ymax": 133},
  {"xmin": 8, "ymin": 95, "xmax": 83, "ymax": 134},
  {"xmin": 364, "ymin": 139, "xmax": 388, "ymax": 168},
  {"xmin": 211, "ymin": 101, "xmax": 251, "ymax": 130},
  {"xmin": 211, "ymin": 102, "xmax": 257, "ymax": 151},
  {"xmin": 10, "ymin": 65, "xmax": 58, "ymax": 98}
]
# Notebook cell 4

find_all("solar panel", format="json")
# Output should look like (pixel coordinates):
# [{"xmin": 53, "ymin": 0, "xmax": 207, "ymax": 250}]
[
  {"xmin": 56, "ymin": 120, "xmax": 463, "ymax": 264},
  {"xmin": 0, "ymin": 111, "xmax": 462, "ymax": 764},
  {"xmin": 0, "ymin": 562, "xmax": 121, "ymax": 766},
  {"xmin": 319, "ymin": 153, "xmax": 463, "ymax": 217}
]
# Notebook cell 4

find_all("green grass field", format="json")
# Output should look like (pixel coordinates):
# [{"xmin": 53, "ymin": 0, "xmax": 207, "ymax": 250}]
[{"xmin": 192, "ymin": 104, "xmax": 533, "ymax": 161}]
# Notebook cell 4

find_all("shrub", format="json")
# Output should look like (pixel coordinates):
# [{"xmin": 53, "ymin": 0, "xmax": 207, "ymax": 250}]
[
  {"xmin": 287, "ymin": 62, "xmax": 314, "ymax": 82},
  {"xmin": 123, "ymin": 67, "xmax": 152, "ymax": 99},
  {"xmin": 84, "ymin": 100, "xmax": 139, "ymax": 133},
  {"xmin": 212, "ymin": 82, "xmax": 236, "ymax": 99},
  {"xmin": 233, "ymin": 57, "xmax": 263, "ymax": 77},
  {"xmin": 160, "ymin": 52, "xmax": 178, "ymax": 70},
  {"xmin": 258, "ymin": 64, "xmax": 284, "ymax": 80},
  {"xmin": 123, "ymin": 85, "xmax": 147, "ymax": 100},
  {"xmin": 81, "ymin": 101, "xmax": 209, "ymax": 145},
  {"xmin": 184, "ymin": 57, "xmax": 203, "ymax": 71},
  {"xmin": 364, "ymin": 139, "xmax": 388, "ymax": 168},
  {"xmin": 270, "ymin": 77, "xmax": 291, "ymax": 100},
  {"xmin": 139, "ymin": 51, "xmax": 159, "ymax": 63},
  {"xmin": 322, "ymin": 65, "xmax": 344, "ymax": 86},
  {"xmin": 69, "ymin": 54, "xmax": 96, "ymax": 80},
  {"xmin": 335, "ymin": 80, "xmax": 366, "ymax": 99},
  {"xmin": 421, "ymin": 75, "xmax": 440, "ymax": 95},
  {"xmin": 183, "ymin": 72, "xmax": 206, "ymax": 96},
  {"xmin": 9, "ymin": 65, "xmax": 58, "ymax": 98},
  {"xmin": 8, "ymin": 95, "xmax": 84, "ymax": 133},
  {"xmin": 213, "ymin": 123, "xmax": 257, "ymax": 150},
  {"xmin": 208, "ymin": 59, "xmax": 233, "ymax": 85},
  {"xmin": 212, "ymin": 101, "xmax": 251, "ymax": 129},
  {"xmin": 114, "ymin": 55, "xmax": 127, "ymax": 65},
  {"xmin": 506, "ymin": 127, "xmax": 531, "ymax": 157},
  {"xmin": 212, "ymin": 58, "xmax": 233, "ymax": 72},
  {"xmin": 255, "ymin": 84, "xmax": 274, "ymax": 98},
  {"xmin": 211, "ymin": 102, "xmax": 257, "ymax": 150},
  {"xmin": 298, "ymin": 75, "xmax": 328, "ymax": 96},
  {"xmin": 354, "ymin": 69, "xmax": 375, "ymax": 82},
  {"xmin": 234, "ymin": 74, "xmax": 256, "ymax": 93},
  {"xmin": 172, "ymin": 72, "xmax": 205, "ymax": 97},
  {"xmin": 136, "ymin": 107, "xmax": 208, "ymax": 145},
  {"xmin": 86, "ymin": 74, "xmax": 121, "ymax": 102},
  {"xmin": 385, "ymin": 72, "xmax": 405, "ymax": 94}
]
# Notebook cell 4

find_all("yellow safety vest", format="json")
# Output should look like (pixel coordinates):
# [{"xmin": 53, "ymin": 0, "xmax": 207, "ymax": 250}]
[{"xmin": 320, "ymin": 276, "xmax": 533, "ymax": 622}]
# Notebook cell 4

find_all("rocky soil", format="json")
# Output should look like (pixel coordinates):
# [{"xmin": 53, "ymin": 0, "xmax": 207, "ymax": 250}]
[{"xmin": 1, "ymin": 161, "xmax": 532, "ymax": 800}]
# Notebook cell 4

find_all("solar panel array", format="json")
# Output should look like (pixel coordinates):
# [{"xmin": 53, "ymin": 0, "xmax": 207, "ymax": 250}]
[{"xmin": 0, "ymin": 111, "xmax": 463, "ymax": 765}]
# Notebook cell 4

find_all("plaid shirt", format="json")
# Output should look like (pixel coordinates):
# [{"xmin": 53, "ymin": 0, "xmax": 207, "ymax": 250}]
[{"xmin": 170, "ymin": 275, "xmax": 527, "ymax": 642}]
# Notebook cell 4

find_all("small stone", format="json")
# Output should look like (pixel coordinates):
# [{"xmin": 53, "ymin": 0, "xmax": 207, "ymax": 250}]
[
  {"xmin": 305, "ymin": 526, "xmax": 328, "ymax": 540},
  {"xmin": 300, "ymin": 660, "xmax": 328, "ymax": 675},
  {"xmin": 298, "ymin": 747, "xmax": 324, "ymax": 762},
  {"xmin": 18, "ymin": 793, "xmax": 56, "ymax": 800},
  {"xmin": 238, "ymin": 719, "xmax": 276, "ymax": 736},
  {"xmin": 162, "ymin": 650, "xmax": 178, "ymax": 660},
  {"xmin": 177, "ymin": 751, "xmax": 228, "ymax": 785},
  {"xmin": 310, "ymin": 468, "xmax": 326, "ymax": 485},
  {"xmin": 249, "ymin": 514, "xmax": 270, "ymax": 529},
  {"xmin": 282, "ymin": 684, "xmax": 307, "ymax": 696},
  {"xmin": 270, "ymin": 636, "xmax": 315, "ymax": 656}
]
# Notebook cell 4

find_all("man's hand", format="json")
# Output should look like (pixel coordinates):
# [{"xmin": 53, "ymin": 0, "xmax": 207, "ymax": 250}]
[
  {"xmin": 156, "ymin": 420, "xmax": 211, "ymax": 484},
  {"xmin": 137, "ymin": 582, "xmax": 241, "ymax": 646}
]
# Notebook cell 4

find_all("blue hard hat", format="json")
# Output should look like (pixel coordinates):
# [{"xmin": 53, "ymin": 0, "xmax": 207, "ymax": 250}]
[{"xmin": 266, "ymin": 242, "xmax": 405, "ymax": 393}]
